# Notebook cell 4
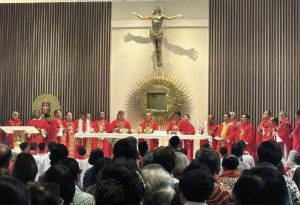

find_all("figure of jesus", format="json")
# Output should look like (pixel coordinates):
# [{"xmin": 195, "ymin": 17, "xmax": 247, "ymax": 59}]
[{"xmin": 130, "ymin": 6, "xmax": 183, "ymax": 67}]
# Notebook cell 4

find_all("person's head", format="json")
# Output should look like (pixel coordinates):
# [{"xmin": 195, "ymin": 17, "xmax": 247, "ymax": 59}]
[
  {"xmin": 223, "ymin": 113, "xmax": 231, "ymax": 123},
  {"xmin": 141, "ymin": 164, "xmax": 175, "ymax": 205},
  {"xmin": 49, "ymin": 144, "xmax": 69, "ymax": 166},
  {"xmin": 294, "ymin": 153, "xmax": 300, "ymax": 166},
  {"xmin": 195, "ymin": 148, "xmax": 220, "ymax": 175},
  {"xmin": 173, "ymin": 151, "xmax": 189, "ymax": 178},
  {"xmin": 278, "ymin": 110, "xmax": 287, "ymax": 121},
  {"xmin": 173, "ymin": 111, "xmax": 181, "ymax": 122},
  {"xmin": 257, "ymin": 141, "xmax": 282, "ymax": 167},
  {"xmin": 229, "ymin": 111, "xmax": 236, "ymax": 120},
  {"xmin": 231, "ymin": 143, "xmax": 244, "ymax": 157},
  {"xmin": 153, "ymin": 146, "xmax": 176, "ymax": 173},
  {"xmin": 33, "ymin": 110, "xmax": 41, "ymax": 119},
  {"xmin": 222, "ymin": 155, "xmax": 239, "ymax": 171},
  {"xmin": 79, "ymin": 111, "xmax": 86, "ymax": 120},
  {"xmin": 180, "ymin": 163, "xmax": 215, "ymax": 203},
  {"xmin": 58, "ymin": 158, "xmax": 81, "ymax": 183},
  {"xmin": 117, "ymin": 110, "xmax": 125, "ymax": 121},
  {"xmin": 19, "ymin": 142, "xmax": 29, "ymax": 153},
  {"xmin": 0, "ymin": 176, "xmax": 31, "ymax": 205},
  {"xmin": 78, "ymin": 147, "xmax": 87, "ymax": 157},
  {"xmin": 47, "ymin": 141, "xmax": 56, "ymax": 152},
  {"xmin": 183, "ymin": 114, "xmax": 190, "ymax": 121},
  {"xmin": 270, "ymin": 116, "xmax": 279, "ymax": 126},
  {"xmin": 30, "ymin": 143, "xmax": 38, "ymax": 152},
  {"xmin": 28, "ymin": 182, "xmax": 60, "ymax": 205},
  {"xmin": 88, "ymin": 149, "xmax": 104, "ymax": 165},
  {"xmin": 95, "ymin": 161, "xmax": 144, "ymax": 205},
  {"xmin": 200, "ymin": 143, "xmax": 211, "ymax": 149},
  {"xmin": 169, "ymin": 135, "xmax": 180, "ymax": 150},
  {"xmin": 220, "ymin": 146, "xmax": 228, "ymax": 157},
  {"xmin": 145, "ymin": 112, "xmax": 152, "ymax": 122},
  {"xmin": 236, "ymin": 140, "xmax": 246, "ymax": 151},
  {"xmin": 65, "ymin": 111, "xmax": 73, "ymax": 122},
  {"xmin": 0, "ymin": 144, "xmax": 12, "ymax": 170},
  {"xmin": 12, "ymin": 111, "xmax": 20, "ymax": 120},
  {"xmin": 138, "ymin": 141, "xmax": 149, "ymax": 157},
  {"xmin": 11, "ymin": 153, "xmax": 38, "ymax": 184},
  {"xmin": 153, "ymin": 6, "xmax": 162, "ymax": 15},
  {"xmin": 86, "ymin": 113, "xmax": 92, "ymax": 120},
  {"xmin": 91, "ymin": 158, "xmax": 113, "ymax": 184},
  {"xmin": 241, "ymin": 114, "xmax": 250, "ymax": 124},
  {"xmin": 296, "ymin": 110, "xmax": 300, "ymax": 120},
  {"xmin": 53, "ymin": 110, "xmax": 62, "ymax": 119},
  {"xmin": 42, "ymin": 164, "xmax": 75, "ymax": 205},
  {"xmin": 208, "ymin": 114, "xmax": 215, "ymax": 124},
  {"xmin": 38, "ymin": 143, "xmax": 46, "ymax": 152},
  {"xmin": 113, "ymin": 137, "xmax": 138, "ymax": 160},
  {"xmin": 232, "ymin": 166, "xmax": 289, "ymax": 205},
  {"xmin": 99, "ymin": 111, "xmax": 105, "ymax": 120},
  {"xmin": 262, "ymin": 110, "xmax": 272, "ymax": 120}
]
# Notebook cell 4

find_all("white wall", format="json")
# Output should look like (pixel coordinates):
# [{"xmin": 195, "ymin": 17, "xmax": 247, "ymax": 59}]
[{"xmin": 111, "ymin": 0, "xmax": 209, "ymax": 129}]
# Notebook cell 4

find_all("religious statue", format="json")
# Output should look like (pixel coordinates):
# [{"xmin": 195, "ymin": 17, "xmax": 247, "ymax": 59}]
[{"xmin": 130, "ymin": 6, "xmax": 183, "ymax": 67}]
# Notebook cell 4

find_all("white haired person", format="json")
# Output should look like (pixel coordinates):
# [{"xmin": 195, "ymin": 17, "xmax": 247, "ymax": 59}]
[{"xmin": 141, "ymin": 164, "xmax": 175, "ymax": 205}]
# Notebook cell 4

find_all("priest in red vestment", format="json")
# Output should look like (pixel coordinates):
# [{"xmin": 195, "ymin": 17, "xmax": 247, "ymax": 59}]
[
  {"xmin": 292, "ymin": 110, "xmax": 300, "ymax": 152},
  {"xmin": 94, "ymin": 112, "xmax": 113, "ymax": 157},
  {"xmin": 167, "ymin": 111, "xmax": 184, "ymax": 134},
  {"xmin": 256, "ymin": 110, "xmax": 272, "ymax": 148},
  {"xmin": 215, "ymin": 113, "xmax": 235, "ymax": 152},
  {"xmin": 27, "ymin": 110, "xmax": 50, "ymax": 145},
  {"xmin": 62, "ymin": 111, "xmax": 77, "ymax": 157},
  {"xmin": 200, "ymin": 114, "xmax": 219, "ymax": 149},
  {"xmin": 235, "ymin": 114, "xmax": 254, "ymax": 155},
  {"xmin": 48, "ymin": 110, "xmax": 64, "ymax": 143},
  {"xmin": 275, "ymin": 111, "xmax": 293, "ymax": 155},
  {"xmin": 138, "ymin": 112, "xmax": 159, "ymax": 150},
  {"xmin": 6, "ymin": 111, "xmax": 23, "ymax": 149},
  {"xmin": 181, "ymin": 114, "xmax": 195, "ymax": 160},
  {"xmin": 111, "ymin": 110, "xmax": 131, "ymax": 133},
  {"xmin": 262, "ymin": 116, "xmax": 278, "ymax": 142},
  {"xmin": 229, "ymin": 111, "xmax": 239, "ymax": 126}
]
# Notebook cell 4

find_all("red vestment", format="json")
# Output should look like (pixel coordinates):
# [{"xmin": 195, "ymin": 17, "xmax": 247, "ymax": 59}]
[
  {"xmin": 277, "ymin": 118, "xmax": 293, "ymax": 152},
  {"xmin": 27, "ymin": 118, "xmax": 50, "ymax": 144},
  {"xmin": 111, "ymin": 119, "xmax": 131, "ymax": 133},
  {"xmin": 256, "ymin": 119, "xmax": 271, "ymax": 148},
  {"xmin": 293, "ymin": 119, "xmax": 300, "ymax": 152},
  {"xmin": 167, "ymin": 120, "xmax": 184, "ymax": 133},
  {"xmin": 139, "ymin": 120, "xmax": 159, "ymax": 150},
  {"xmin": 262, "ymin": 124, "xmax": 277, "ymax": 142},
  {"xmin": 94, "ymin": 119, "xmax": 113, "ymax": 157},
  {"xmin": 48, "ymin": 118, "xmax": 64, "ymax": 143},
  {"xmin": 62, "ymin": 120, "xmax": 77, "ymax": 158},
  {"xmin": 180, "ymin": 120, "xmax": 195, "ymax": 161},
  {"xmin": 200, "ymin": 123, "xmax": 219, "ymax": 150},
  {"xmin": 235, "ymin": 122, "xmax": 254, "ymax": 155},
  {"xmin": 215, "ymin": 122, "xmax": 235, "ymax": 152},
  {"xmin": 6, "ymin": 119, "xmax": 23, "ymax": 149}
]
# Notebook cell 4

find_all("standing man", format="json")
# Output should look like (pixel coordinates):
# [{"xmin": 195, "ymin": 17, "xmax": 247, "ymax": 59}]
[
  {"xmin": 292, "ymin": 110, "xmax": 300, "ymax": 152},
  {"xmin": 62, "ymin": 111, "xmax": 77, "ymax": 158},
  {"xmin": 48, "ymin": 110, "xmax": 64, "ymax": 143},
  {"xmin": 139, "ymin": 112, "xmax": 159, "ymax": 150},
  {"xmin": 181, "ymin": 114, "xmax": 195, "ymax": 160},
  {"xmin": 216, "ymin": 113, "xmax": 235, "ymax": 152},
  {"xmin": 6, "ymin": 111, "xmax": 23, "ymax": 149},
  {"xmin": 275, "ymin": 110, "xmax": 293, "ymax": 158},
  {"xmin": 95, "ymin": 112, "xmax": 112, "ymax": 157},
  {"xmin": 27, "ymin": 110, "xmax": 50, "ymax": 144},
  {"xmin": 201, "ymin": 114, "xmax": 219, "ymax": 150},
  {"xmin": 167, "ymin": 111, "xmax": 183, "ymax": 134},
  {"xmin": 111, "ymin": 111, "xmax": 131, "ymax": 133},
  {"xmin": 256, "ymin": 111, "xmax": 272, "ymax": 148},
  {"xmin": 235, "ymin": 114, "xmax": 254, "ymax": 155}
]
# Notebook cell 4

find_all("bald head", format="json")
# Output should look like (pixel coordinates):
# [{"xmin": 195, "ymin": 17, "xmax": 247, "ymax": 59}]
[
  {"xmin": 208, "ymin": 114, "xmax": 215, "ymax": 124},
  {"xmin": 0, "ymin": 144, "xmax": 11, "ymax": 169}
]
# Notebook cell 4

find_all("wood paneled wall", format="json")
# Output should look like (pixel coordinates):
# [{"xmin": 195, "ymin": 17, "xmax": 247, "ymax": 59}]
[
  {"xmin": 0, "ymin": 2, "xmax": 111, "ymax": 124},
  {"xmin": 209, "ymin": 0, "xmax": 300, "ymax": 128}
]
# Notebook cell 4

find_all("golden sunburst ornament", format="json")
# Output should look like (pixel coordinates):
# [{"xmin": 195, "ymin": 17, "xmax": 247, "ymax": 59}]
[{"xmin": 127, "ymin": 71, "xmax": 191, "ymax": 125}]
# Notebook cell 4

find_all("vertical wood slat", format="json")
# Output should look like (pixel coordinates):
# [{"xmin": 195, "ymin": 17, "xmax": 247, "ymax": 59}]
[
  {"xmin": 209, "ymin": 0, "xmax": 300, "ymax": 128},
  {"xmin": 0, "ymin": 2, "xmax": 111, "ymax": 124}
]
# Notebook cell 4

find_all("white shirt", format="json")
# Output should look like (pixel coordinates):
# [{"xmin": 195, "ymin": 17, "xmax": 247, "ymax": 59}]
[
  {"xmin": 76, "ymin": 159, "xmax": 91, "ymax": 186},
  {"xmin": 242, "ymin": 154, "xmax": 255, "ymax": 168}
]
